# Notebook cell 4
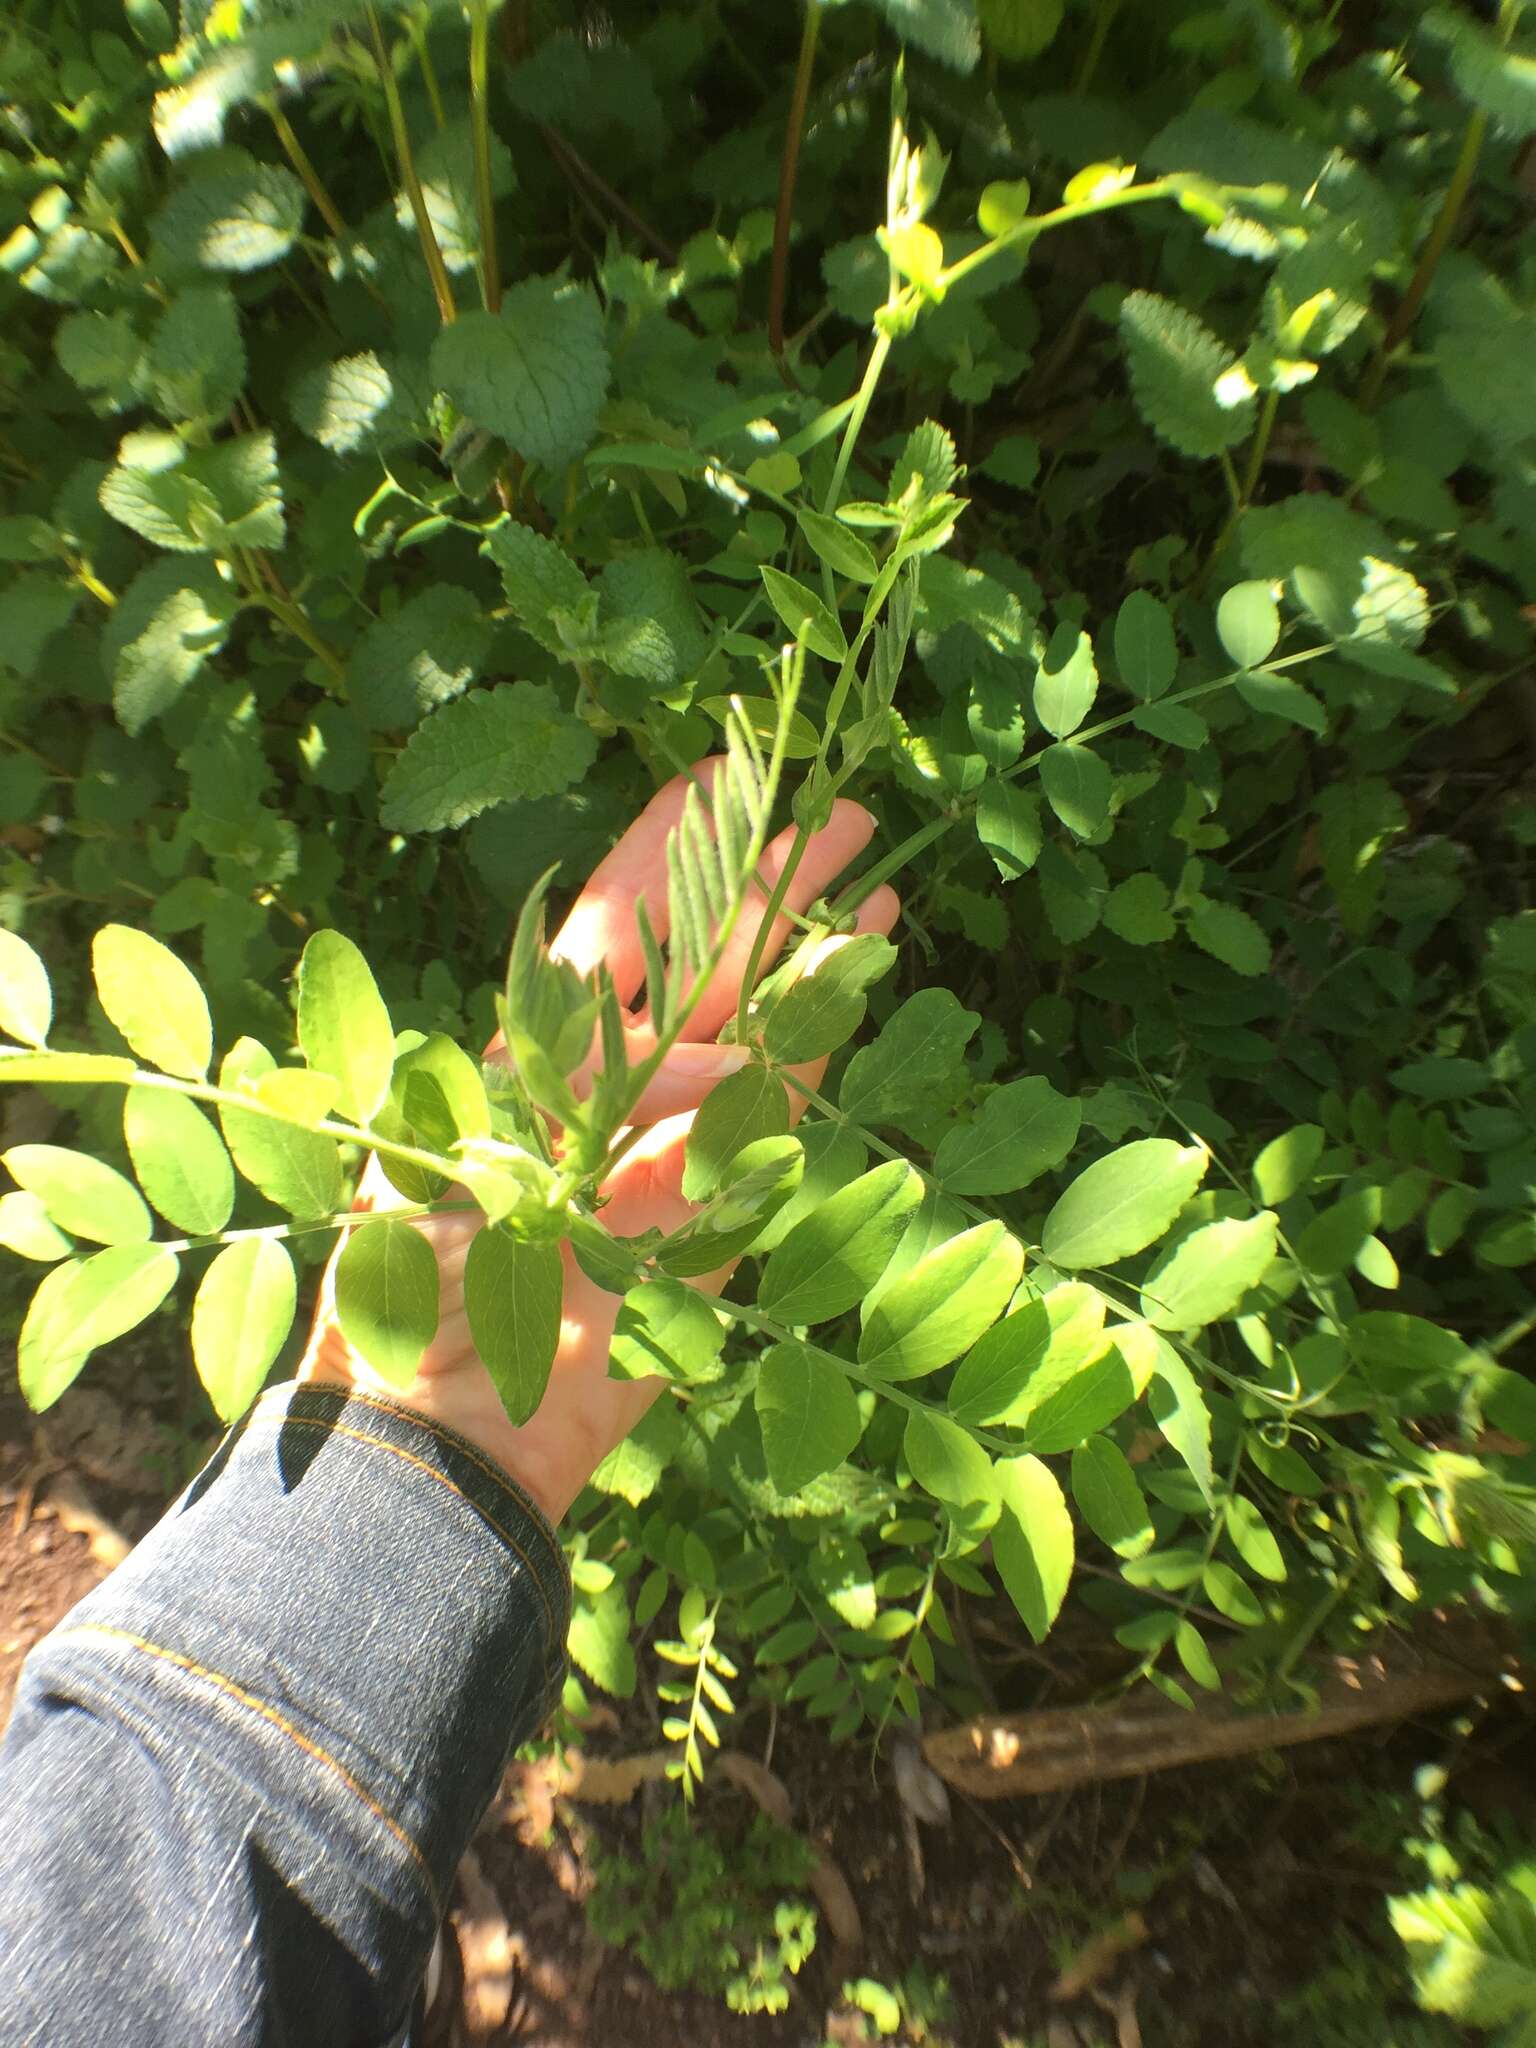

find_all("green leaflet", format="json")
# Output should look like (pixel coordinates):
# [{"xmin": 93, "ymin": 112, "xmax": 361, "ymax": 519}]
[
  {"xmin": 1033, "ymin": 623, "xmax": 1097, "ymax": 737},
  {"xmin": 191, "ymin": 1238, "xmax": 297, "ymax": 1422},
  {"xmin": 932, "ymin": 1075, "xmax": 1080, "ymax": 1195},
  {"xmin": 1216, "ymin": 581, "xmax": 1280, "ymax": 668},
  {"xmin": 1113, "ymin": 590, "xmax": 1178, "ymax": 700},
  {"xmin": 1141, "ymin": 1212, "xmax": 1279, "ymax": 1330},
  {"xmin": 0, "ymin": 931, "xmax": 51, "ymax": 1047},
  {"xmin": 463, "ymin": 1226, "xmax": 564, "ymax": 1426},
  {"xmin": 758, "ymin": 566, "xmax": 848, "ymax": 662},
  {"xmin": 3, "ymin": 1144, "xmax": 151, "ymax": 1246},
  {"xmin": 758, "ymin": 1159, "xmax": 923, "ymax": 1325},
  {"xmin": 429, "ymin": 277, "xmax": 609, "ymax": 469},
  {"xmin": 92, "ymin": 924, "xmax": 211, "ymax": 1079},
  {"xmin": 1042, "ymin": 1139, "xmax": 1208, "ymax": 1270},
  {"xmin": 1071, "ymin": 1437, "xmax": 1154, "ymax": 1558},
  {"xmin": 610, "ymin": 1278, "xmax": 725, "ymax": 1383},
  {"xmin": 858, "ymin": 1221, "xmax": 1023, "ymax": 1381},
  {"xmin": 19, "ymin": 1245, "xmax": 179, "ymax": 1411},
  {"xmin": 216, "ymin": 1039, "xmax": 343, "ymax": 1221},
  {"xmin": 903, "ymin": 1409, "xmax": 995, "ymax": 1506},
  {"xmin": 755, "ymin": 1340, "xmax": 864, "ymax": 1494},
  {"xmin": 0, "ymin": 1192, "xmax": 71, "ymax": 1263},
  {"xmin": 681, "ymin": 1066, "xmax": 789, "ymax": 1203},
  {"xmin": 993, "ymin": 1453, "xmax": 1074, "ymax": 1642},
  {"xmin": 123, "ymin": 1087, "xmax": 234, "ymax": 1236},
  {"xmin": 296, "ymin": 930, "xmax": 396, "ymax": 1127},
  {"xmin": 1039, "ymin": 743, "xmax": 1111, "ymax": 840},
  {"xmin": 335, "ymin": 1217, "xmax": 441, "ymax": 1389},
  {"xmin": 840, "ymin": 989, "xmax": 979, "ymax": 1125},
  {"xmin": 976, "ymin": 782, "xmax": 1043, "ymax": 880},
  {"xmin": 760, "ymin": 933, "xmax": 897, "ymax": 1063}
]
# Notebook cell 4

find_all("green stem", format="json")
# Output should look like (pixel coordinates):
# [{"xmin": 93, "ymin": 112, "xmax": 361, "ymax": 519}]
[
  {"xmin": 1239, "ymin": 387, "xmax": 1279, "ymax": 507},
  {"xmin": 781, "ymin": 1073, "xmax": 996, "ymax": 1228},
  {"xmin": 1361, "ymin": 106, "xmax": 1489, "ymax": 410},
  {"xmin": 821, "ymin": 326, "xmax": 894, "ymax": 515},
  {"xmin": 768, "ymin": 0, "xmax": 821, "ymax": 360},
  {"xmin": 1074, "ymin": 0, "xmax": 1121, "ymax": 91},
  {"xmin": 467, "ymin": 0, "xmax": 501, "ymax": 314},
  {"xmin": 263, "ymin": 96, "xmax": 348, "ymax": 241},
  {"xmin": 408, "ymin": 10, "xmax": 448, "ymax": 127},
  {"xmin": 154, "ymin": 1199, "xmax": 479, "ymax": 1260},
  {"xmin": 368, "ymin": 5, "xmax": 457, "ymax": 326}
]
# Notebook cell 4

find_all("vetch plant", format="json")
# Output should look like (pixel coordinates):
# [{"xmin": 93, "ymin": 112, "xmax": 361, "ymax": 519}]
[{"xmin": 2, "ymin": 0, "xmax": 1535, "ymax": 1789}]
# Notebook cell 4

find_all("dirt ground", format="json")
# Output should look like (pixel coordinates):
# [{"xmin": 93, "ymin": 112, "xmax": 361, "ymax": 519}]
[{"xmin": 0, "ymin": 1373, "xmax": 1517, "ymax": 2048}]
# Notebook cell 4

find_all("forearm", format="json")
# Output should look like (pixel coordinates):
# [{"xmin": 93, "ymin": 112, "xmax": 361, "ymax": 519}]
[{"xmin": 0, "ymin": 1380, "xmax": 569, "ymax": 2048}]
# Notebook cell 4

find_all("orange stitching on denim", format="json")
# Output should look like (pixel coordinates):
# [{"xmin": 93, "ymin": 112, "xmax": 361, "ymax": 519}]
[
  {"xmin": 243, "ymin": 1412, "xmax": 565, "ymax": 1657},
  {"xmin": 274, "ymin": 1384, "xmax": 566, "ymax": 1556},
  {"xmin": 52, "ymin": 1622, "xmax": 442, "ymax": 1916}
]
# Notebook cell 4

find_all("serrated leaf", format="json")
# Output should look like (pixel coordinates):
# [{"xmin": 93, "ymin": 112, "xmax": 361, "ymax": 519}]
[
  {"xmin": 123, "ymin": 1087, "xmax": 234, "ymax": 1236},
  {"xmin": 858, "ymin": 1221, "xmax": 1023, "ymax": 1380},
  {"xmin": 1114, "ymin": 590, "xmax": 1178, "ymax": 699},
  {"xmin": 55, "ymin": 308, "xmax": 144, "ymax": 402},
  {"xmin": 191, "ymin": 1237, "xmax": 296, "ymax": 1421},
  {"xmin": 1186, "ymin": 899, "xmax": 1272, "ymax": 977},
  {"xmin": 568, "ymin": 1580, "xmax": 637, "ymax": 1697},
  {"xmin": 296, "ymin": 930, "xmax": 395, "ymax": 1126},
  {"xmin": 933, "ymin": 1075, "xmax": 1080, "ymax": 1195},
  {"xmin": 759, "ymin": 565, "xmax": 848, "ymax": 662},
  {"xmin": 93, "ymin": 924, "xmax": 212, "ymax": 1079},
  {"xmin": 755, "ymin": 1340, "xmax": 864, "ymax": 1493},
  {"xmin": 347, "ymin": 586, "xmax": 494, "ymax": 732},
  {"xmin": 1120, "ymin": 290, "xmax": 1256, "ymax": 458},
  {"xmin": 19, "ymin": 1245, "xmax": 179, "ymax": 1411},
  {"xmin": 1390, "ymin": 1876, "xmax": 1536, "ymax": 2037},
  {"xmin": 865, "ymin": 0, "xmax": 980, "ymax": 70},
  {"xmin": 993, "ymin": 1453, "xmax": 1074, "ymax": 1641},
  {"xmin": 464, "ymin": 1225, "xmax": 564, "ymax": 1425},
  {"xmin": 99, "ymin": 429, "xmax": 284, "ymax": 554},
  {"xmin": 1102, "ymin": 873, "xmax": 1176, "ymax": 945},
  {"xmin": 335, "ymin": 1217, "xmax": 440, "ymax": 1389},
  {"xmin": 379, "ymin": 683, "xmax": 599, "ymax": 833},
  {"xmin": 147, "ymin": 285, "xmax": 245, "ymax": 420},
  {"xmin": 1040, "ymin": 743, "xmax": 1111, "ymax": 840},
  {"xmin": 1043, "ymin": 1138, "xmax": 1208, "ymax": 1270},
  {"xmin": 429, "ymin": 278, "xmax": 609, "ymax": 469},
  {"xmin": 1141, "ymin": 1212, "xmax": 1279, "ymax": 1330},
  {"xmin": 759, "ymin": 1160, "xmax": 923, "ymax": 1325},
  {"xmin": 290, "ymin": 350, "xmax": 430, "ymax": 455},
  {"xmin": 102, "ymin": 557, "xmax": 237, "ymax": 736},
  {"xmin": 394, "ymin": 117, "xmax": 514, "ymax": 274},
  {"xmin": 153, "ymin": 162, "xmax": 306, "ymax": 271},
  {"xmin": 0, "ymin": 931, "xmax": 51, "ymax": 1047}
]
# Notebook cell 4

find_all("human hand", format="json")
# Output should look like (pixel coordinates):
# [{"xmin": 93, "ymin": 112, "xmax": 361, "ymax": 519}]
[{"xmin": 299, "ymin": 765, "xmax": 899, "ymax": 1523}]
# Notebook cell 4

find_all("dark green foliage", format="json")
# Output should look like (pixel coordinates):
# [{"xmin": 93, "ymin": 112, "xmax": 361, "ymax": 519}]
[{"xmin": 2, "ymin": 0, "xmax": 1535, "ymax": 1888}]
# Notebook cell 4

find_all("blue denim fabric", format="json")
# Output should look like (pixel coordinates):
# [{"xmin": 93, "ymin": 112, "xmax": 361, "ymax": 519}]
[{"xmin": 0, "ymin": 1379, "xmax": 570, "ymax": 2047}]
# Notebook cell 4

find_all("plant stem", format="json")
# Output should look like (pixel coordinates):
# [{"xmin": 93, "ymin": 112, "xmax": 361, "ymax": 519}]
[
  {"xmin": 263, "ymin": 96, "xmax": 349, "ymax": 240},
  {"xmin": 1074, "ymin": 0, "xmax": 1121, "ymax": 91},
  {"xmin": 768, "ymin": 0, "xmax": 821, "ymax": 361},
  {"xmin": 1238, "ymin": 387, "xmax": 1279, "ymax": 507},
  {"xmin": 821, "ymin": 326, "xmax": 894, "ymax": 515},
  {"xmin": 408, "ymin": 10, "xmax": 448, "ymax": 127},
  {"xmin": 368, "ymin": 4, "xmax": 457, "ymax": 325},
  {"xmin": 781, "ymin": 1073, "xmax": 997, "ymax": 1228},
  {"xmin": 468, "ymin": 0, "xmax": 501, "ymax": 314},
  {"xmin": 1361, "ymin": 106, "xmax": 1488, "ymax": 410}
]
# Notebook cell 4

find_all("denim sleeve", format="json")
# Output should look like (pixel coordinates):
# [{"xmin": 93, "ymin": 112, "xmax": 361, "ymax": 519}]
[{"xmin": 0, "ymin": 1379, "xmax": 571, "ymax": 2048}]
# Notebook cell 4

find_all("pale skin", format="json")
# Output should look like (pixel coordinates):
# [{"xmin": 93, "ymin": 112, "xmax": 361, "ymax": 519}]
[{"xmin": 300, "ymin": 764, "xmax": 900, "ymax": 1523}]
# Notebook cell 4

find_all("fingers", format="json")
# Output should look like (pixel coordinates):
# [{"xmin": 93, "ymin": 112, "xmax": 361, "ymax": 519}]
[
  {"xmin": 674, "ymin": 798, "xmax": 877, "ymax": 1041},
  {"xmin": 550, "ymin": 761, "xmax": 724, "ymax": 1003}
]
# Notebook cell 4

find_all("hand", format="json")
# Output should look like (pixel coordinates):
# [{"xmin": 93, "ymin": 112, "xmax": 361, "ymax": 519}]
[{"xmin": 299, "ymin": 765, "xmax": 899, "ymax": 1523}]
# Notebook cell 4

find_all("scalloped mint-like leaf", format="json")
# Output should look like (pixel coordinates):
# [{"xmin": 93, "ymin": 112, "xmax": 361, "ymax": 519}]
[
  {"xmin": 152, "ymin": 160, "xmax": 307, "ymax": 272},
  {"xmin": 429, "ymin": 278, "xmax": 609, "ymax": 470},
  {"xmin": 347, "ymin": 586, "xmax": 494, "ymax": 731},
  {"xmin": 379, "ymin": 682, "xmax": 599, "ymax": 833}
]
